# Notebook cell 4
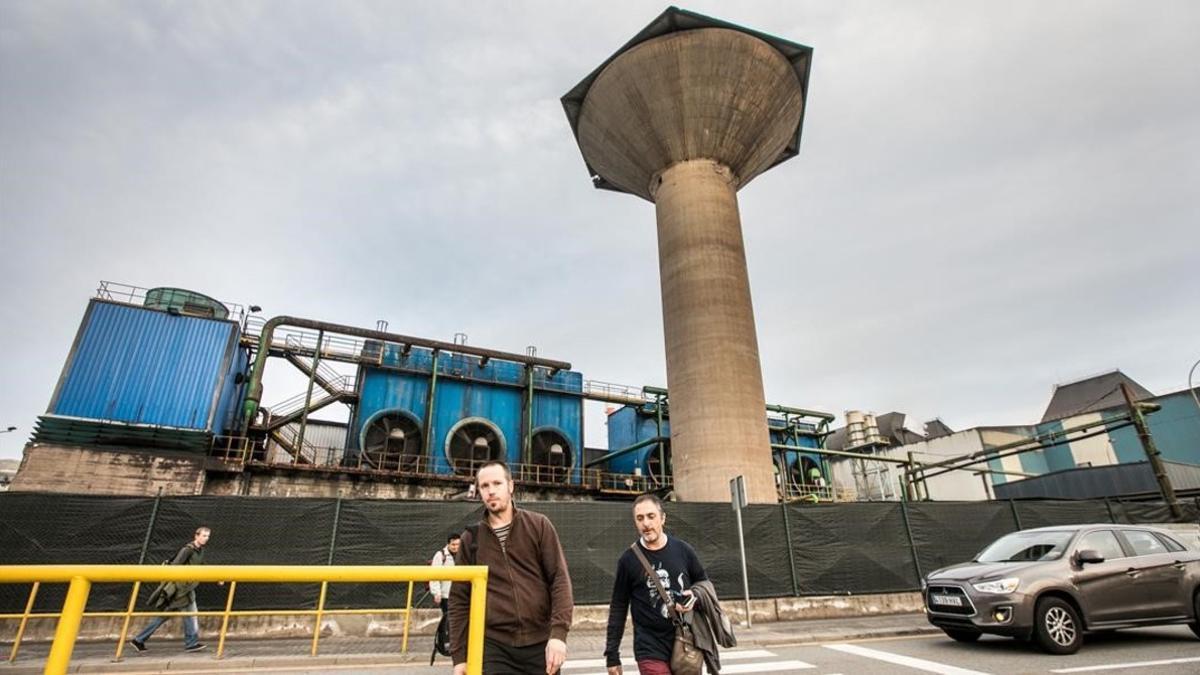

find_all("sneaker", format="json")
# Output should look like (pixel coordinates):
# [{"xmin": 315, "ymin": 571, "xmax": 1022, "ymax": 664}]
[
  {"xmin": 128, "ymin": 639, "xmax": 146, "ymax": 653},
  {"xmin": 184, "ymin": 643, "xmax": 207, "ymax": 652}
]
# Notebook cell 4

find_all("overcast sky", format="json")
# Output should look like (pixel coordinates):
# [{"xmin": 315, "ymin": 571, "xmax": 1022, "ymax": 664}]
[{"xmin": 2, "ymin": 0, "xmax": 1198, "ymax": 460}]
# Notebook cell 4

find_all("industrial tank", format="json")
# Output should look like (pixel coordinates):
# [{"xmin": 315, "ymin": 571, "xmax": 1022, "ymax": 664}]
[{"xmin": 36, "ymin": 297, "xmax": 248, "ymax": 450}]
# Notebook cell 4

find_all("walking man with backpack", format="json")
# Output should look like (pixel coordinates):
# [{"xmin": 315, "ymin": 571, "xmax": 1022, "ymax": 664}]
[
  {"xmin": 430, "ymin": 532, "xmax": 461, "ymax": 662},
  {"xmin": 129, "ymin": 526, "xmax": 214, "ymax": 654},
  {"xmin": 449, "ymin": 461, "xmax": 574, "ymax": 674}
]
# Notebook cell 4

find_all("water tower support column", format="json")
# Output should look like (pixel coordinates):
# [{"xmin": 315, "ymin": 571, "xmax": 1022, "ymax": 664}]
[{"xmin": 652, "ymin": 159, "xmax": 774, "ymax": 503}]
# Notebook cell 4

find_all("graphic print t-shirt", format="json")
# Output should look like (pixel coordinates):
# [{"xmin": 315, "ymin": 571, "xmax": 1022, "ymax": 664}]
[{"xmin": 604, "ymin": 536, "xmax": 708, "ymax": 666}]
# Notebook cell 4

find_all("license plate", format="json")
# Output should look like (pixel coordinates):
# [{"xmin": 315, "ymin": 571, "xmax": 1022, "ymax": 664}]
[{"xmin": 931, "ymin": 594, "xmax": 963, "ymax": 607}]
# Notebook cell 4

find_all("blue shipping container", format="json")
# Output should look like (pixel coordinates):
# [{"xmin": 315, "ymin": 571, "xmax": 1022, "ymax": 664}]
[{"xmin": 49, "ymin": 299, "xmax": 245, "ymax": 432}]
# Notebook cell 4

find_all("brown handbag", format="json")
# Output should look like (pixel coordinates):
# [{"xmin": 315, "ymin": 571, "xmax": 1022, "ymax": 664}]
[{"xmin": 629, "ymin": 543, "xmax": 705, "ymax": 675}]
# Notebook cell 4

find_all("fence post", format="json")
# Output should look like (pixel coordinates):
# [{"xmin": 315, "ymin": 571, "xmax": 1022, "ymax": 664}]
[
  {"xmin": 138, "ymin": 488, "xmax": 163, "ymax": 564},
  {"xmin": 898, "ymin": 501, "xmax": 923, "ymax": 584},
  {"xmin": 1008, "ymin": 499, "xmax": 1022, "ymax": 530},
  {"xmin": 779, "ymin": 502, "xmax": 800, "ymax": 597},
  {"xmin": 1104, "ymin": 497, "xmax": 1117, "ymax": 524},
  {"xmin": 327, "ymin": 497, "xmax": 342, "ymax": 565}
]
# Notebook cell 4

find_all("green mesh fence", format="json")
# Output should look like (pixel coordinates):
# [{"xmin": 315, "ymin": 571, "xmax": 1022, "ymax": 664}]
[{"xmin": 0, "ymin": 493, "xmax": 1194, "ymax": 616}]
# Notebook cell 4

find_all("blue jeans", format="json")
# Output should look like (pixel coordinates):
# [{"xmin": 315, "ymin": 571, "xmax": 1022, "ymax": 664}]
[{"xmin": 134, "ymin": 595, "xmax": 199, "ymax": 647}]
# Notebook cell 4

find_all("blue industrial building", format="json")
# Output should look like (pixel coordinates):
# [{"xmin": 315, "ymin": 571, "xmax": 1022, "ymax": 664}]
[{"xmin": 28, "ymin": 282, "xmax": 835, "ymax": 497}]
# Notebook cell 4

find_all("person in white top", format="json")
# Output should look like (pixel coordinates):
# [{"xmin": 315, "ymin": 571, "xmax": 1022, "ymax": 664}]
[{"xmin": 431, "ymin": 532, "xmax": 461, "ymax": 659}]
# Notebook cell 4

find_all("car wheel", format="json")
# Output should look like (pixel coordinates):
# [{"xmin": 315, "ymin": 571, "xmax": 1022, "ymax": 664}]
[
  {"xmin": 943, "ymin": 628, "xmax": 981, "ymax": 643},
  {"xmin": 1033, "ymin": 597, "xmax": 1082, "ymax": 655}
]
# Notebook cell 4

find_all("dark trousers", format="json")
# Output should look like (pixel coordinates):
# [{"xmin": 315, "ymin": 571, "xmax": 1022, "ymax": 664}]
[
  {"xmin": 483, "ymin": 637, "xmax": 557, "ymax": 675},
  {"xmin": 435, "ymin": 599, "xmax": 450, "ymax": 656}
]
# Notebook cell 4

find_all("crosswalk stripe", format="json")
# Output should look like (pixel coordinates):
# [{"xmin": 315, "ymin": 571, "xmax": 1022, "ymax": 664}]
[
  {"xmin": 562, "ymin": 648, "xmax": 778, "ymax": 669},
  {"xmin": 1051, "ymin": 656, "xmax": 1200, "ymax": 673},
  {"xmin": 716, "ymin": 660, "xmax": 816, "ymax": 673},
  {"xmin": 824, "ymin": 643, "xmax": 992, "ymax": 675}
]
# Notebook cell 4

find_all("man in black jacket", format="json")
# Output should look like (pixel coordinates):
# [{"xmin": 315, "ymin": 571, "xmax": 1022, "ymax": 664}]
[
  {"xmin": 604, "ymin": 495, "xmax": 708, "ymax": 675},
  {"xmin": 129, "ymin": 526, "xmax": 212, "ymax": 653}
]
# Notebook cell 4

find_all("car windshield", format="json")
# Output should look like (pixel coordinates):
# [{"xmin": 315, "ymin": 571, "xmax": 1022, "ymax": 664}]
[{"xmin": 976, "ymin": 530, "xmax": 1074, "ymax": 563}]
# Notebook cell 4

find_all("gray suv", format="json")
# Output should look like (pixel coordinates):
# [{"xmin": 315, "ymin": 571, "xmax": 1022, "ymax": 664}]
[{"xmin": 923, "ymin": 524, "xmax": 1200, "ymax": 654}]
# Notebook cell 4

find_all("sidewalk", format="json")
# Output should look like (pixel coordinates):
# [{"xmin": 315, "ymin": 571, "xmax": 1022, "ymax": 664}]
[{"xmin": 2, "ymin": 613, "xmax": 936, "ymax": 673}]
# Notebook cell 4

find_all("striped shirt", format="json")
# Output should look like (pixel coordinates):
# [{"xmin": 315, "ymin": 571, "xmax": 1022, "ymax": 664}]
[{"xmin": 493, "ymin": 523, "xmax": 511, "ymax": 551}]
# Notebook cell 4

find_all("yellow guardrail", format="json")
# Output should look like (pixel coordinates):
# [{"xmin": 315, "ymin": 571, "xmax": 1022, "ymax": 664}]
[{"xmin": 0, "ymin": 565, "xmax": 487, "ymax": 675}]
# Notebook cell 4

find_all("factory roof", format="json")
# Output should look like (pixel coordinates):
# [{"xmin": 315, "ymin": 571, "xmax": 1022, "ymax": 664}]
[{"xmin": 1040, "ymin": 370, "xmax": 1154, "ymax": 423}]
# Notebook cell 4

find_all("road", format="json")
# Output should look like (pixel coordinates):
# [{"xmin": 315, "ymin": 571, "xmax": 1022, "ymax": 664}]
[{"xmin": 116, "ymin": 626, "xmax": 1198, "ymax": 674}]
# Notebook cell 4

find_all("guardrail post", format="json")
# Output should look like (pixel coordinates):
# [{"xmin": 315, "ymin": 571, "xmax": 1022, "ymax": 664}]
[
  {"xmin": 216, "ymin": 581, "xmax": 237, "ymax": 659},
  {"xmin": 401, "ymin": 581, "xmax": 414, "ymax": 653},
  {"xmin": 310, "ymin": 581, "xmax": 328, "ymax": 657},
  {"xmin": 7, "ymin": 581, "xmax": 39, "ymax": 663},
  {"xmin": 112, "ymin": 581, "xmax": 141, "ymax": 662},
  {"xmin": 467, "ymin": 571, "xmax": 487, "ymax": 675},
  {"xmin": 46, "ymin": 576, "xmax": 91, "ymax": 675}
]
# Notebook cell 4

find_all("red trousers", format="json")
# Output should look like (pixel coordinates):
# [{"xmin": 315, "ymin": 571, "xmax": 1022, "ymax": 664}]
[{"xmin": 636, "ymin": 659, "xmax": 672, "ymax": 675}]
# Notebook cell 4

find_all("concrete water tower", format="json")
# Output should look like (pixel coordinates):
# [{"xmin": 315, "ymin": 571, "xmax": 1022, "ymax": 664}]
[{"xmin": 562, "ymin": 7, "xmax": 812, "ymax": 503}]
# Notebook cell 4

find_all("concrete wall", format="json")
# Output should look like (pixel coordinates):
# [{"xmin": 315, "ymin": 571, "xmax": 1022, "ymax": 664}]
[
  {"xmin": 9, "ymin": 443, "xmax": 206, "ymax": 496},
  {"xmin": 203, "ymin": 470, "xmax": 594, "ymax": 502}
]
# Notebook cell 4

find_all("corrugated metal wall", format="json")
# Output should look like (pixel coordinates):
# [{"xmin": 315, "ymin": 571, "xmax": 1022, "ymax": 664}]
[{"xmin": 49, "ymin": 300, "xmax": 241, "ymax": 431}]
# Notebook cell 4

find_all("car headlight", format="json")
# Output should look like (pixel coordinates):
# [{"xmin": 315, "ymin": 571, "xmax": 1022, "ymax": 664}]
[{"xmin": 972, "ymin": 578, "xmax": 1019, "ymax": 594}]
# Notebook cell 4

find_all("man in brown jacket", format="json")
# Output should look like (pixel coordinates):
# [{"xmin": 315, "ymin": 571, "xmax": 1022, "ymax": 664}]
[{"xmin": 450, "ymin": 461, "xmax": 573, "ymax": 674}]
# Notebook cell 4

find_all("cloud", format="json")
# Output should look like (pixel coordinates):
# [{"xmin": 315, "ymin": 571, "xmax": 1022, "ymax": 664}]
[{"xmin": 2, "ymin": 0, "xmax": 1198, "ymax": 458}]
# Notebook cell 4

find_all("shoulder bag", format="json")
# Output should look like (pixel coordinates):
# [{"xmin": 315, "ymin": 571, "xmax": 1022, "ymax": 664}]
[{"xmin": 629, "ymin": 542, "xmax": 704, "ymax": 675}]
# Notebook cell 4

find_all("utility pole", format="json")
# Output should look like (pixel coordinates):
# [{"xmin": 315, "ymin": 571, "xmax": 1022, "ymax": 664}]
[{"xmin": 1121, "ymin": 382, "xmax": 1181, "ymax": 519}]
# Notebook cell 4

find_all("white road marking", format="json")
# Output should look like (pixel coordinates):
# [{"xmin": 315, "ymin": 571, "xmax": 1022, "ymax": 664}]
[
  {"xmin": 563, "ymin": 648, "xmax": 777, "ymax": 669},
  {"xmin": 823, "ymin": 643, "xmax": 992, "ymax": 675},
  {"xmin": 1050, "ymin": 656, "xmax": 1200, "ymax": 672},
  {"xmin": 715, "ymin": 660, "xmax": 816, "ymax": 673}
]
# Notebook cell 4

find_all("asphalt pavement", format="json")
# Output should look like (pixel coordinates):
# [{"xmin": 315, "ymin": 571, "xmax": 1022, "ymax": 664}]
[{"xmin": 5, "ymin": 615, "xmax": 1200, "ymax": 674}]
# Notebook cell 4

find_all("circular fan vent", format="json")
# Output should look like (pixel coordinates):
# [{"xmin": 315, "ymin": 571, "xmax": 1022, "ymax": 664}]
[
  {"xmin": 645, "ymin": 442, "xmax": 672, "ymax": 487},
  {"xmin": 446, "ymin": 419, "xmax": 504, "ymax": 476},
  {"xmin": 530, "ymin": 429, "xmax": 572, "ymax": 482},
  {"xmin": 362, "ymin": 412, "xmax": 422, "ymax": 471},
  {"xmin": 783, "ymin": 455, "xmax": 821, "ymax": 487}
]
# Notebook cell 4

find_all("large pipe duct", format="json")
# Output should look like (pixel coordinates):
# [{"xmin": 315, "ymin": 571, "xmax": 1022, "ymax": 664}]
[
  {"xmin": 563, "ymin": 8, "xmax": 812, "ymax": 502},
  {"xmin": 241, "ymin": 316, "xmax": 571, "ymax": 433}
]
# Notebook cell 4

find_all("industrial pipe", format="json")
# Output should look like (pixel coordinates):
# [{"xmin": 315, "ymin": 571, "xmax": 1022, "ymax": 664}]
[
  {"xmin": 584, "ymin": 436, "xmax": 669, "ymax": 468},
  {"xmin": 241, "ymin": 316, "xmax": 572, "ymax": 432}
]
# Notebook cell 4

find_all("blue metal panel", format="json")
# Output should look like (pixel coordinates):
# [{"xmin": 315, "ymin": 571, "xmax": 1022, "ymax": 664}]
[
  {"xmin": 430, "ymin": 379, "xmax": 522, "ymax": 473},
  {"xmin": 354, "ymin": 348, "xmax": 584, "ymax": 476},
  {"xmin": 352, "ymin": 369, "xmax": 431, "ymax": 450},
  {"xmin": 1038, "ymin": 420, "xmax": 1074, "ymax": 472},
  {"xmin": 1147, "ymin": 391, "xmax": 1200, "ymax": 464},
  {"xmin": 605, "ymin": 405, "xmax": 667, "ymax": 474},
  {"xmin": 212, "ymin": 345, "xmax": 250, "ymax": 435},
  {"xmin": 50, "ymin": 300, "xmax": 238, "ymax": 431},
  {"xmin": 533, "ymin": 392, "xmax": 583, "ymax": 476}
]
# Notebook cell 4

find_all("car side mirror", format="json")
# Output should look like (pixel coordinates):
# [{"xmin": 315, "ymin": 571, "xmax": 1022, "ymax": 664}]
[{"xmin": 1076, "ymin": 549, "xmax": 1104, "ymax": 565}]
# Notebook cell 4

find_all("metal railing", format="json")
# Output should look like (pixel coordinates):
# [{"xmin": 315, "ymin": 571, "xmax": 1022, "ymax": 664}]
[
  {"xmin": 209, "ymin": 436, "xmax": 668, "ymax": 493},
  {"xmin": 95, "ymin": 281, "xmax": 246, "ymax": 323},
  {"xmin": 0, "ymin": 564, "xmax": 488, "ymax": 675}
]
